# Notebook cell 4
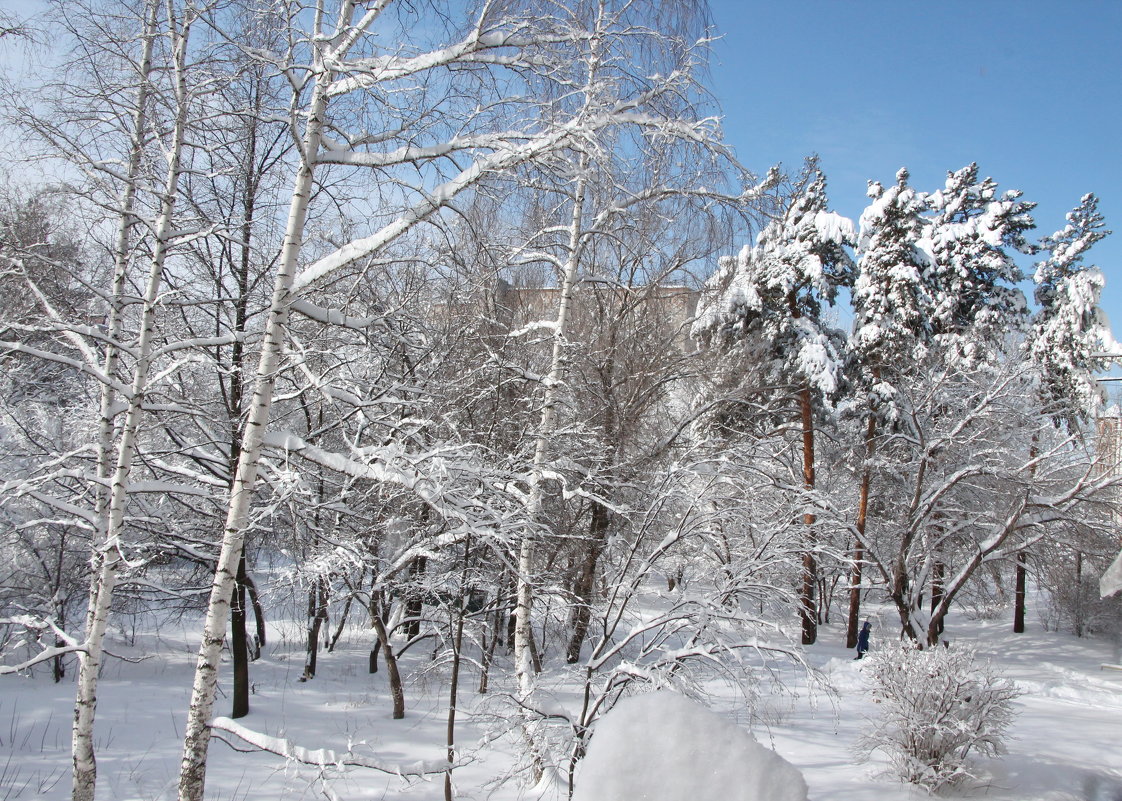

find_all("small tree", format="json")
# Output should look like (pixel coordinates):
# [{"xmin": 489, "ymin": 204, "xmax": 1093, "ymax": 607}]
[{"xmin": 858, "ymin": 642, "xmax": 1020, "ymax": 793}]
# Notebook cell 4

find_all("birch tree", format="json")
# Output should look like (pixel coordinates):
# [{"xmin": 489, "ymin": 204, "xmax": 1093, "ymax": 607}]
[
  {"xmin": 2, "ymin": 1, "xmax": 214, "ymax": 798},
  {"xmin": 168, "ymin": 4, "xmax": 294, "ymax": 718},
  {"xmin": 175, "ymin": 1, "xmax": 731, "ymax": 796},
  {"xmin": 70, "ymin": 4, "xmax": 204, "ymax": 797}
]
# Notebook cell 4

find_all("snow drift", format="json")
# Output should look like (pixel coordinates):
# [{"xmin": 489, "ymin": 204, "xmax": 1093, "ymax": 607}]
[{"xmin": 571, "ymin": 691, "xmax": 807, "ymax": 801}]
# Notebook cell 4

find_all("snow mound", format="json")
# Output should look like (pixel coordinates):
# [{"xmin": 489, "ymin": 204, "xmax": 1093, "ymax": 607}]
[
  {"xmin": 571, "ymin": 691, "xmax": 807, "ymax": 801},
  {"xmin": 821, "ymin": 656, "xmax": 867, "ymax": 692}
]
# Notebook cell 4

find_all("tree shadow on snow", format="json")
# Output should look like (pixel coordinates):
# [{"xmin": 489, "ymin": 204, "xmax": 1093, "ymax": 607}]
[{"xmin": 977, "ymin": 754, "xmax": 1122, "ymax": 801}]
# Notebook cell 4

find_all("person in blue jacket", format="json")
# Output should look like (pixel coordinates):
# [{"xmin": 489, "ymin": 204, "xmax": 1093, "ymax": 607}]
[{"xmin": 855, "ymin": 621, "xmax": 871, "ymax": 660}]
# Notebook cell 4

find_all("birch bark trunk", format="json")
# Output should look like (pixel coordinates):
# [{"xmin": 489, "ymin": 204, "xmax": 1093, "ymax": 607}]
[
  {"xmin": 513, "ymin": 157, "xmax": 589, "ymax": 780},
  {"xmin": 73, "ymin": 3, "xmax": 194, "ymax": 797},
  {"xmin": 176, "ymin": 14, "xmax": 336, "ymax": 796}
]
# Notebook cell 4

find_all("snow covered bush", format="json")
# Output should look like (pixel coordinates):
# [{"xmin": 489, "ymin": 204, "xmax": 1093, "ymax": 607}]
[{"xmin": 858, "ymin": 642, "xmax": 1020, "ymax": 793}]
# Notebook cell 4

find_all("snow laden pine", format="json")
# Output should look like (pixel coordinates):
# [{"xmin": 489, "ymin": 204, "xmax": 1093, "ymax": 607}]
[
  {"xmin": 694, "ymin": 163, "xmax": 854, "ymax": 645},
  {"xmin": 1027, "ymin": 193, "xmax": 1122, "ymax": 602},
  {"xmin": 694, "ymin": 164, "xmax": 854, "ymax": 400},
  {"xmin": 845, "ymin": 170, "xmax": 934, "ymax": 644},
  {"xmin": 852, "ymin": 168, "xmax": 933, "ymax": 373},
  {"xmin": 926, "ymin": 162, "xmax": 1036, "ymax": 366},
  {"xmin": 1031, "ymin": 192, "xmax": 1117, "ymax": 425}
]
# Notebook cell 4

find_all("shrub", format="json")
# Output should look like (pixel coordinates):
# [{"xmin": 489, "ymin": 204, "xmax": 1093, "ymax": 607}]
[{"xmin": 857, "ymin": 641, "xmax": 1020, "ymax": 793}]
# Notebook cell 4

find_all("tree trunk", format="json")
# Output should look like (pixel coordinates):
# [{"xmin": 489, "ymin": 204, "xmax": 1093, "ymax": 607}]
[
  {"xmin": 368, "ymin": 589, "xmax": 384, "ymax": 673},
  {"xmin": 328, "ymin": 593, "xmax": 354, "ymax": 652},
  {"xmin": 566, "ymin": 501, "xmax": 610, "ymax": 663},
  {"xmin": 846, "ymin": 413, "xmax": 877, "ymax": 649},
  {"xmin": 1013, "ymin": 551, "xmax": 1028, "ymax": 633},
  {"xmin": 404, "ymin": 555, "xmax": 427, "ymax": 640},
  {"xmin": 479, "ymin": 574, "xmax": 510, "ymax": 694},
  {"xmin": 478, "ymin": 605, "xmax": 501, "ymax": 694},
  {"xmin": 176, "ymin": 43, "xmax": 333, "ymax": 801},
  {"xmin": 1013, "ymin": 439, "xmax": 1040, "ymax": 635},
  {"xmin": 370, "ymin": 613, "xmax": 405, "ymax": 719},
  {"xmin": 301, "ymin": 579, "xmax": 328, "ymax": 681},
  {"xmin": 445, "ymin": 542, "xmax": 469, "ymax": 801},
  {"xmin": 244, "ymin": 574, "xmax": 265, "ymax": 659},
  {"xmin": 445, "ymin": 604, "xmax": 464, "ymax": 801},
  {"xmin": 929, "ymin": 556, "xmax": 945, "ymax": 639},
  {"xmin": 230, "ymin": 551, "xmax": 250, "ymax": 718},
  {"xmin": 797, "ymin": 385, "xmax": 818, "ymax": 645},
  {"xmin": 514, "ymin": 156, "xmax": 589, "ymax": 781},
  {"xmin": 225, "ymin": 55, "xmax": 266, "ymax": 701},
  {"xmin": 74, "ymin": 5, "xmax": 189, "ymax": 797},
  {"xmin": 52, "ymin": 542, "xmax": 66, "ymax": 683},
  {"xmin": 1074, "ymin": 549, "xmax": 1085, "ymax": 637}
]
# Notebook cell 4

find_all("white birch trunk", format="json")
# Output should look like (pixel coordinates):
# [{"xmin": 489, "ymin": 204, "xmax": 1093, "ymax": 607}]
[
  {"xmin": 72, "ymin": 4, "xmax": 196, "ymax": 799},
  {"xmin": 77, "ymin": 0, "xmax": 158, "ymax": 666},
  {"xmin": 176, "ymin": 18, "xmax": 337, "ymax": 799},
  {"xmin": 513, "ymin": 158, "xmax": 589, "ymax": 779}
]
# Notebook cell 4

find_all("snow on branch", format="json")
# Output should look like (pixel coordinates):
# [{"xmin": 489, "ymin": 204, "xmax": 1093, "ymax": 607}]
[
  {"xmin": 0, "ymin": 615, "xmax": 83, "ymax": 676},
  {"xmin": 210, "ymin": 717, "xmax": 456, "ymax": 776},
  {"xmin": 316, "ymin": 131, "xmax": 527, "ymax": 169},
  {"xmin": 0, "ymin": 340, "xmax": 131, "ymax": 396},
  {"xmin": 325, "ymin": 25, "xmax": 565, "ymax": 97},
  {"xmin": 262, "ymin": 430, "xmax": 527, "ymax": 544},
  {"xmin": 292, "ymin": 89, "xmax": 712, "ymax": 295},
  {"xmin": 507, "ymin": 319, "xmax": 560, "ymax": 338},
  {"xmin": 0, "ymin": 643, "xmax": 88, "ymax": 676},
  {"xmin": 291, "ymin": 123, "xmax": 576, "ymax": 294},
  {"xmin": 289, "ymin": 299, "xmax": 380, "ymax": 330}
]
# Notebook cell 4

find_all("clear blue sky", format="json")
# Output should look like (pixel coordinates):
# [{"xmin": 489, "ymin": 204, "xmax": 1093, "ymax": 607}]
[{"xmin": 707, "ymin": 0, "xmax": 1122, "ymax": 351}]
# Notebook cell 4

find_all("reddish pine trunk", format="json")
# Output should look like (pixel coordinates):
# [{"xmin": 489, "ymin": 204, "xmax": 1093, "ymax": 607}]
[
  {"xmin": 847, "ymin": 413, "xmax": 877, "ymax": 649},
  {"xmin": 798, "ymin": 386, "xmax": 818, "ymax": 645}
]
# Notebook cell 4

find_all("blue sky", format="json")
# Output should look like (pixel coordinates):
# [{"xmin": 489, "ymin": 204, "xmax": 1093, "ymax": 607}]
[{"xmin": 707, "ymin": 0, "xmax": 1122, "ymax": 353}]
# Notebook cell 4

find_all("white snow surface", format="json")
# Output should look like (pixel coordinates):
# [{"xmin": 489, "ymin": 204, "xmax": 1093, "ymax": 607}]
[
  {"xmin": 2, "ymin": 601, "xmax": 1122, "ymax": 800},
  {"xmin": 571, "ymin": 691, "xmax": 807, "ymax": 801},
  {"xmin": 1102, "ymin": 549, "xmax": 1122, "ymax": 598}
]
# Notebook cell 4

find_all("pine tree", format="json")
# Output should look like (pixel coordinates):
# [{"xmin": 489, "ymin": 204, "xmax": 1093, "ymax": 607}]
[
  {"xmin": 1028, "ymin": 194, "xmax": 1115, "ymax": 632},
  {"xmin": 851, "ymin": 168, "xmax": 933, "ymax": 369},
  {"xmin": 926, "ymin": 162, "xmax": 1036, "ymax": 364},
  {"xmin": 846, "ymin": 168, "xmax": 933, "ymax": 647},
  {"xmin": 1031, "ymin": 193, "xmax": 1115, "ymax": 426},
  {"xmin": 924, "ymin": 164, "xmax": 1036, "ymax": 636},
  {"xmin": 696, "ymin": 161, "xmax": 855, "ymax": 644}
]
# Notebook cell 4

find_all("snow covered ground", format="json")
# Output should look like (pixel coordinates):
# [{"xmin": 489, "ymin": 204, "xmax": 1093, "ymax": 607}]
[
  {"xmin": 2, "ymin": 606, "xmax": 1121, "ymax": 801},
  {"xmin": 771, "ymin": 616, "xmax": 1122, "ymax": 801}
]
